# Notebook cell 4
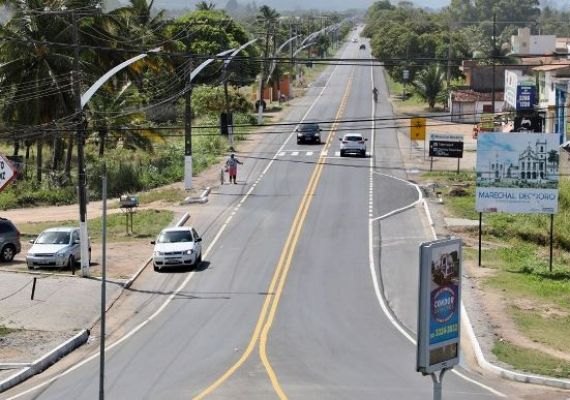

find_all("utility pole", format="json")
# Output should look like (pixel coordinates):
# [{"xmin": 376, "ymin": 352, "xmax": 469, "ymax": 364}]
[
  {"xmin": 71, "ymin": 10, "xmax": 89, "ymax": 278},
  {"xmin": 491, "ymin": 12, "xmax": 497, "ymax": 117},
  {"xmin": 258, "ymin": 24, "xmax": 272, "ymax": 124},
  {"xmin": 446, "ymin": 22, "xmax": 453, "ymax": 88},
  {"xmin": 184, "ymin": 58, "xmax": 193, "ymax": 190}
]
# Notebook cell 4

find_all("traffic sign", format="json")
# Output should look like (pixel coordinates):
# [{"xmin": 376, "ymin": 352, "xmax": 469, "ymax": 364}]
[
  {"xmin": 429, "ymin": 134, "xmax": 464, "ymax": 158},
  {"xmin": 0, "ymin": 155, "xmax": 16, "ymax": 192},
  {"xmin": 410, "ymin": 117, "xmax": 426, "ymax": 141}
]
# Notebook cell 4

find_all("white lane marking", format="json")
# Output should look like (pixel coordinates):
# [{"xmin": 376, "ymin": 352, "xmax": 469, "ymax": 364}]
[
  {"xmin": 321, "ymin": 151, "xmax": 328, "ymax": 156},
  {"xmin": 278, "ymin": 152, "xmax": 286, "ymax": 156},
  {"xmin": 7, "ymin": 52, "xmax": 347, "ymax": 400},
  {"xmin": 366, "ymin": 60, "xmax": 506, "ymax": 398},
  {"xmin": 334, "ymin": 151, "xmax": 340, "ymax": 156},
  {"xmin": 306, "ymin": 152, "xmax": 313, "ymax": 156},
  {"xmin": 291, "ymin": 151, "xmax": 299, "ymax": 156}
]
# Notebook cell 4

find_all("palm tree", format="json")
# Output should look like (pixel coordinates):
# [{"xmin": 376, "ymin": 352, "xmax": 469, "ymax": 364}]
[
  {"xmin": 87, "ymin": 81, "xmax": 164, "ymax": 156},
  {"xmin": 256, "ymin": 5, "xmax": 280, "ymax": 28},
  {"xmin": 256, "ymin": 6, "xmax": 280, "ymax": 104},
  {"xmin": 196, "ymin": 1, "xmax": 216, "ymax": 10},
  {"xmin": 0, "ymin": 0, "xmax": 83, "ymax": 183},
  {"xmin": 412, "ymin": 65, "xmax": 446, "ymax": 110}
]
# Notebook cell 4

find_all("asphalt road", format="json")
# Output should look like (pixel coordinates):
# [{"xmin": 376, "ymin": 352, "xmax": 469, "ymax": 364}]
[{"xmin": 4, "ymin": 39, "xmax": 505, "ymax": 400}]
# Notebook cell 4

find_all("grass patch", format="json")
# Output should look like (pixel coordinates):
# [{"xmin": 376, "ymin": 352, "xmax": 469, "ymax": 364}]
[
  {"xmin": 484, "ymin": 245, "xmax": 570, "ymax": 309},
  {"xmin": 425, "ymin": 172, "xmax": 570, "ymax": 251},
  {"xmin": 18, "ymin": 209, "xmax": 173, "ymax": 242},
  {"xmin": 510, "ymin": 307, "xmax": 570, "ymax": 353},
  {"xmin": 0, "ymin": 325, "xmax": 15, "ymax": 336},
  {"xmin": 137, "ymin": 188, "xmax": 187, "ymax": 205},
  {"xmin": 493, "ymin": 340, "xmax": 570, "ymax": 378},
  {"xmin": 385, "ymin": 75, "xmax": 427, "ymax": 108}
]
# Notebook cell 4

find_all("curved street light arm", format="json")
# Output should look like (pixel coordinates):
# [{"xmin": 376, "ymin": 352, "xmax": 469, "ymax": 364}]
[
  {"xmin": 191, "ymin": 48, "xmax": 235, "ymax": 82},
  {"xmin": 81, "ymin": 47, "xmax": 161, "ymax": 109}
]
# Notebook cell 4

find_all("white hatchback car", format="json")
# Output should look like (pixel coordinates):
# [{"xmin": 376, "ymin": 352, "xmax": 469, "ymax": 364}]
[
  {"xmin": 339, "ymin": 134, "xmax": 367, "ymax": 157},
  {"xmin": 27, "ymin": 227, "xmax": 90, "ymax": 270},
  {"xmin": 151, "ymin": 227, "xmax": 203, "ymax": 271}
]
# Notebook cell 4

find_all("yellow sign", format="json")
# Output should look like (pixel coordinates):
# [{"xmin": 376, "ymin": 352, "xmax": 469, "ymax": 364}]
[
  {"xmin": 410, "ymin": 117, "xmax": 426, "ymax": 141},
  {"xmin": 480, "ymin": 113, "xmax": 494, "ymax": 131}
]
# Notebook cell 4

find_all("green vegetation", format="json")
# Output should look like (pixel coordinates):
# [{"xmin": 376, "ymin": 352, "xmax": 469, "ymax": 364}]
[
  {"xmin": 18, "ymin": 210, "xmax": 173, "ymax": 242},
  {"xmin": 510, "ymin": 307, "xmax": 570, "ymax": 353},
  {"xmin": 0, "ymin": 325, "xmax": 15, "ymax": 336},
  {"xmin": 0, "ymin": 2, "xmax": 350, "ymax": 210},
  {"xmin": 136, "ymin": 188, "xmax": 187, "ymax": 205},
  {"xmin": 493, "ymin": 341, "xmax": 570, "ymax": 379},
  {"xmin": 427, "ymin": 171, "xmax": 570, "ymax": 375}
]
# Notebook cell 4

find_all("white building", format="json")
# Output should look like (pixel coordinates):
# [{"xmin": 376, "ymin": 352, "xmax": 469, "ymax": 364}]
[{"xmin": 511, "ymin": 28, "xmax": 556, "ymax": 56}]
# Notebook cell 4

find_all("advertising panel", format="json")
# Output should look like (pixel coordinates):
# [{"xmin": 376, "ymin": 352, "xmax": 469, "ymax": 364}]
[
  {"xmin": 429, "ymin": 134, "xmax": 464, "ymax": 158},
  {"xmin": 516, "ymin": 85, "xmax": 536, "ymax": 111},
  {"xmin": 476, "ymin": 133, "xmax": 560, "ymax": 214},
  {"xmin": 417, "ymin": 238, "xmax": 462, "ymax": 375}
]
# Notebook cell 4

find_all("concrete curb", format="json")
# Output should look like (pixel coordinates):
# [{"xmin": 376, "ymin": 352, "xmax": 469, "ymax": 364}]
[
  {"xmin": 461, "ymin": 303, "xmax": 570, "ymax": 390},
  {"xmin": 420, "ymin": 188, "xmax": 570, "ymax": 390},
  {"xmin": 0, "ymin": 329, "xmax": 89, "ymax": 393},
  {"xmin": 180, "ymin": 187, "xmax": 211, "ymax": 205}
]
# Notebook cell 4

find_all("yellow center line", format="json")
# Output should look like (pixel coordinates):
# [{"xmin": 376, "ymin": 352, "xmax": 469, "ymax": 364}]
[
  {"xmin": 259, "ymin": 72, "xmax": 355, "ymax": 399},
  {"xmin": 194, "ymin": 71, "xmax": 354, "ymax": 400}
]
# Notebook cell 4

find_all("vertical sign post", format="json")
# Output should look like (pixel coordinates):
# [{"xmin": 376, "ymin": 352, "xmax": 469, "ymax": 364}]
[{"xmin": 417, "ymin": 238, "xmax": 462, "ymax": 400}]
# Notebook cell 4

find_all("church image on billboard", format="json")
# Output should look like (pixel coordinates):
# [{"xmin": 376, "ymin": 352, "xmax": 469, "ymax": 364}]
[{"xmin": 476, "ymin": 133, "xmax": 559, "ymax": 189}]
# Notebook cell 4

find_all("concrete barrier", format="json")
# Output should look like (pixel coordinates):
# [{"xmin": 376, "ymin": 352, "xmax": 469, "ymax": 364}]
[{"xmin": 0, "ymin": 329, "xmax": 89, "ymax": 393}]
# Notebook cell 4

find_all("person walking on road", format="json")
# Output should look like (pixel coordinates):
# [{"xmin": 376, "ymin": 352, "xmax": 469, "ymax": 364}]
[{"xmin": 226, "ymin": 153, "xmax": 243, "ymax": 184}]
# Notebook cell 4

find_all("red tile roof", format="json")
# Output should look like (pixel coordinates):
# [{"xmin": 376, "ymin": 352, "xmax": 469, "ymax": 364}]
[{"xmin": 451, "ymin": 89, "xmax": 504, "ymax": 102}]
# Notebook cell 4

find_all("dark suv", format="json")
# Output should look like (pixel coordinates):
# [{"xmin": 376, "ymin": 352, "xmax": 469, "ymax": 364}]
[
  {"xmin": 296, "ymin": 123, "xmax": 322, "ymax": 144},
  {"xmin": 0, "ymin": 218, "xmax": 21, "ymax": 262}
]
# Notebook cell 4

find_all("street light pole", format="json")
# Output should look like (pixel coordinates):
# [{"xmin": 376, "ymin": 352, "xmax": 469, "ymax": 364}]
[
  {"xmin": 184, "ymin": 58, "xmax": 193, "ymax": 190},
  {"xmin": 221, "ymin": 39, "xmax": 258, "ymax": 151},
  {"xmin": 71, "ymin": 10, "xmax": 89, "ymax": 277}
]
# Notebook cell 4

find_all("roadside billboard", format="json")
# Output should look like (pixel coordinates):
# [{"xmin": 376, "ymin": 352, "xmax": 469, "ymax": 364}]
[
  {"xmin": 476, "ymin": 133, "xmax": 560, "ymax": 214},
  {"xmin": 429, "ymin": 134, "xmax": 464, "ymax": 158},
  {"xmin": 417, "ymin": 238, "xmax": 462, "ymax": 375}
]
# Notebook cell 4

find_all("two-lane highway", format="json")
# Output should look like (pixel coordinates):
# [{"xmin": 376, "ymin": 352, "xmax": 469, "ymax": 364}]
[{"xmin": 5, "ymin": 36, "xmax": 506, "ymax": 400}]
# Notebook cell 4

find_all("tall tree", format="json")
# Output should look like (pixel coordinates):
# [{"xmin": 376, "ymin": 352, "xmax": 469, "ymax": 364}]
[
  {"xmin": 196, "ymin": 1, "xmax": 216, "ymax": 10},
  {"xmin": 412, "ymin": 64, "xmax": 446, "ymax": 110}
]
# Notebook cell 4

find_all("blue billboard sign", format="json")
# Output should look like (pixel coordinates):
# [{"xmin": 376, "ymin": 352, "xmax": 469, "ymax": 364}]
[
  {"xmin": 417, "ymin": 238, "xmax": 462, "ymax": 375},
  {"xmin": 516, "ymin": 85, "xmax": 536, "ymax": 110}
]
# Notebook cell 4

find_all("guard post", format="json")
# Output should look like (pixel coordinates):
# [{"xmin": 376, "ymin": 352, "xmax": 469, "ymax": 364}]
[
  {"xmin": 417, "ymin": 238, "xmax": 462, "ymax": 400},
  {"xmin": 119, "ymin": 194, "xmax": 139, "ymax": 235}
]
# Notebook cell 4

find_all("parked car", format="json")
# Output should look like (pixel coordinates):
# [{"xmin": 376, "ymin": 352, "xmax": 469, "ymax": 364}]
[
  {"xmin": 26, "ymin": 227, "xmax": 90, "ymax": 270},
  {"xmin": 339, "ymin": 133, "xmax": 368, "ymax": 157},
  {"xmin": 296, "ymin": 123, "xmax": 322, "ymax": 144},
  {"xmin": 151, "ymin": 227, "xmax": 203, "ymax": 271},
  {"xmin": 0, "ymin": 218, "xmax": 21, "ymax": 262}
]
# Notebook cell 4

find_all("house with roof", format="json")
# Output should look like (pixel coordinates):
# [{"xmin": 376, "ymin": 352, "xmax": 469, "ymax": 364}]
[{"xmin": 532, "ymin": 61, "xmax": 570, "ymax": 138}]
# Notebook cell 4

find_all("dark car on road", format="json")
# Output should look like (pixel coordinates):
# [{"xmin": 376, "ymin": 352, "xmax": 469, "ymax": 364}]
[
  {"xmin": 296, "ymin": 123, "xmax": 322, "ymax": 144},
  {"xmin": 0, "ymin": 218, "xmax": 21, "ymax": 262}
]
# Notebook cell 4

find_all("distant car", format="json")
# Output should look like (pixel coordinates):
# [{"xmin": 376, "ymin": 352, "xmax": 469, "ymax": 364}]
[
  {"xmin": 151, "ymin": 227, "xmax": 203, "ymax": 271},
  {"xmin": 296, "ymin": 123, "xmax": 322, "ymax": 144},
  {"xmin": 339, "ymin": 133, "xmax": 368, "ymax": 157},
  {"xmin": 27, "ymin": 227, "xmax": 90, "ymax": 270},
  {"xmin": 0, "ymin": 218, "xmax": 21, "ymax": 262},
  {"xmin": 359, "ymin": 44, "xmax": 366, "ymax": 50},
  {"xmin": 352, "ymin": 37, "xmax": 358, "ymax": 43}
]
